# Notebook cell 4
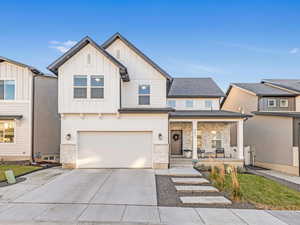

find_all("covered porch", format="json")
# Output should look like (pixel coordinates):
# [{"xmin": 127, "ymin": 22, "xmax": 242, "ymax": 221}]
[{"xmin": 169, "ymin": 111, "xmax": 248, "ymax": 167}]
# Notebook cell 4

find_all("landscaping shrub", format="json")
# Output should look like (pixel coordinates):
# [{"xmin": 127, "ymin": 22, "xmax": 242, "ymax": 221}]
[{"xmin": 229, "ymin": 166, "xmax": 242, "ymax": 201}]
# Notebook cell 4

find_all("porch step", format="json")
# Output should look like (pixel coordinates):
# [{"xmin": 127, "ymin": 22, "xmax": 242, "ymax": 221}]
[
  {"xmin": 170, "ymin": 158, "xmax": 193, "ymax": 168},
  {"xmin": 175, "ymin": 185, "xmax": 219, "ymax": 193},
  {"xmin": 170, "ymin": 164, "xmax": 193, "ymax": 168},
  {"xmin": 180, "ymin": 196, "xmax": 232, "ymax": 205},
  {"xmin": 171, "ymin": 177, "xmax": 209, "ymax": 184}
]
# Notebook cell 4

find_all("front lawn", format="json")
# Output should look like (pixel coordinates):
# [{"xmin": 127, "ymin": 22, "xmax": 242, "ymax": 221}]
[
  {"xmin": 221, "ymin": 173, "xmax": 300, "ymax": 210},
  {"xmin": 0, "ymin": 165, "xmax": 42, "ymax": 182}
]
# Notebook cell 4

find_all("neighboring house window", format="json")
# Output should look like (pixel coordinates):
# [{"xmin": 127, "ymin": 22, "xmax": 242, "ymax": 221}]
[
  {"xmin": 0, "ymin": 120, "xmax": 14, "ymax": 143},
  {"xmin": 205, "ymin": 100, "xmax": 212, "ymax": 109},
  {"xmin": 138, "ymin": 84, "xmax": 150, "ymax": 105},
  {"xmin": 267, "ymin": 99, "xmax": 276, "ymax": 107},
  {"xmin": 73, "ymin": 75, "xmax": 87, "ymax": 98},
  {"xmin": 0, "ymin": 80, "xmax": 15, "ymax": 100},
  {"xmin": 185, "ymin": 100, "xmax": 193, "ymax": 108},
  {"xmin": 280, "ymin": 99, "xmax": 289, "ymax": 108},
  {"xmin": 167, "ymin": 100, "xmax": 176, "ymax": 108},
  {"xmin": 90, "ymin": 75, "xmax": 104, "ymax": 98},
  {"xmin": 211, "ymin": 130, "xmax": 222, "ymax": 148}
]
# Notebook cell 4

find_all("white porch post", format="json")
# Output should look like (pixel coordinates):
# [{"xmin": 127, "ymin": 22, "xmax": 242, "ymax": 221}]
[
  {"xmin": 192, "ymin": 120, "xmax": 198, "ymax": 159},
  {"xmin": 237, "ymin": 119, "xmax": 244, "ymax": 160}
]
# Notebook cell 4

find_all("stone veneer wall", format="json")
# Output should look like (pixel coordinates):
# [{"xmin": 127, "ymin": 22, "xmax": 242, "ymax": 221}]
[
  {"xmin": 170, "ymin": 122, "xmax": 193, "ymax": 150},
  {"xmin": 170, "ymin": 122, "xmax": 231, "ymax": 156}
]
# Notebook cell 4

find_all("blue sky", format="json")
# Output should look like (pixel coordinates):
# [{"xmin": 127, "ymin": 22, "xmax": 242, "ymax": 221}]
[{"xmin": 1, "ymin": 0, "xmax": 300, "ymax": 90}]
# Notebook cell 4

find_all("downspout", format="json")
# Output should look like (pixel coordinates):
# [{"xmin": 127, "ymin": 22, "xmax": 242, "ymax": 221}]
[{"xmin": 31, "ymin": 74, "xmax": 37, "ymax": 163}]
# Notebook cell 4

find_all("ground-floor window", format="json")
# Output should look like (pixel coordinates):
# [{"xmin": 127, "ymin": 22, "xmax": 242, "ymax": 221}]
[
  {"xmin": 211, "ymin": 130, "xmax": 222, "ymax": 148},
  {"xmin": 0, "ymin": 120, "xmax": 15, "ymax": 143}
]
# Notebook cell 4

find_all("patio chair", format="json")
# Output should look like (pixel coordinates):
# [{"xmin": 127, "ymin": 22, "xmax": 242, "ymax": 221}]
[
  {"xmin": 197, "ymin": 148, "xmax": 205, "ymax": 158},
  {"xmin": 215, "ymin": 148, "xmax": 225, "ymax": 158}
]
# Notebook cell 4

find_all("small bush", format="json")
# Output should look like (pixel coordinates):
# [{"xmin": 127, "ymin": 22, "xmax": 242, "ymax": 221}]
[{"xmin": 230, "ymin": 166, "xmax": 242, "ymax": 201}]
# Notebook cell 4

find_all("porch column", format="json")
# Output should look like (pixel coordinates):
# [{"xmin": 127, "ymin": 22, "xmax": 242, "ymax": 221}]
[
  {"xmin": 237, "ymin": 119, "xmax": 244, "ymax": 159},
  {"xmin": 192, "ymin": 120, "xmax": 198, "ymax": 159}
]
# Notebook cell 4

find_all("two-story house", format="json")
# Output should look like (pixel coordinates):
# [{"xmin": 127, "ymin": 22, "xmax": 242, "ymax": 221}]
[
  {"xmin": 48, "ymin": 33, "xmax": 249, "ymax": 169},
  {"xmin": 222, "ymin": 80, "xmax": 300, "ymax": 175},
  {"xmin": 0, "ymin": 56, "xmax": 60, "ymax": 162}
]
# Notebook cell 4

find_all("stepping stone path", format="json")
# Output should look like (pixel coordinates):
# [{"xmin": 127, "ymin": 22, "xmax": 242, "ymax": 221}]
[
  {"xmin": 180, "ymin": 196, "xmax": 232, "ymax": 205},
  {"xmin": 168, "ymin": 167, "xmax": 232, "ymax": 206},
  {"xmin": 171, "ymin": 177, "xmax": 209, "ymax": 184},
  {"xmin": 175, "ymin": 185, "xmax": 219, "ymax": 193}
]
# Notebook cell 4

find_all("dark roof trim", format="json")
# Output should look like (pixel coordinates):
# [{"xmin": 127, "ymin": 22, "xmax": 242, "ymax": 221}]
[
  {"xmin": 220, "ymin": 84, "xmax": 233, "ymax": 108},
  {"xmin": 47, "ymin": 36, "xmax": 129, "ymax": 81},
  {"xmin": 102, "ymin": 32, "xmax": 172, "ymax": 81},
  {"xmin": 252, "ymin": 111, "xmax": 300, "ymax": 118},
  {"xmin": 262, "ymin": 80, "xmax": 300, "ymax": 94},
  {"xmin": 0, "ymin": 115, "xmax": 23, "ymax": 120},
  {"xmin": 168, "ymin": 95, "xmax": 224, "ymax": 98},
  {"xmin": 0, "ymin": 56, "xmax": 43, "ymax": 75},
  {"xmin": 119, "ymin": 107, "xmax": 174, "ymax": 113},
  {"xmin": 169, "ymin": 110, "xmax": 251, "ymax": 119}
]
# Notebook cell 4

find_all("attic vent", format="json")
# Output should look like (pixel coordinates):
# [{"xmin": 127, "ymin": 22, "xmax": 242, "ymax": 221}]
[
  {"xmin": 87, "ymin": 54, "xmax": 91, "ymax": 64},
  {"xmin": 116, "ymin": 49, "xmax": 120, "ymax": 59}
]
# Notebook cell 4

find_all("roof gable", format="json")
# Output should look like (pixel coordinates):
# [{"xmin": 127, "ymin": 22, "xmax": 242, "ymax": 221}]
[
  {"xmin": 0, "ymin": 56, "xmax": 43, "ymax": 75},
  {"xmin": 168, "ymin": 78, "xmax": 225, "ymax": 98},
  {"xmin": 262, "ymin": 79, "xmax": 300, "ymax": 93},
  {"xmin": 102, "ymin": 32, "xmax": 172, "ymax": 81},
  {"xmin": 47, "ymin": 36, "xmax": 129, "ymax": 81}
]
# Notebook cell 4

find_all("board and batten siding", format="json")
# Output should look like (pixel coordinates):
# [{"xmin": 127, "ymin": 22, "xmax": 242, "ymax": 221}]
[
  {"xmin": 167, "ymin": 98, "xmax": 220, "ymax": 110},
  {"xmin": 105, "ymin": 38, "xmax": 167, "ymax": 108},
  {"xmin": 58, "ymin": 44, "xmax": 121, "ymax": 114},
  {"xmin": 0, "ymin": 61, "xmax": 33, "ymax": 158},
  {"xmin": 296, "ymin": 96, "xmax": 300, "ymax": 111}
]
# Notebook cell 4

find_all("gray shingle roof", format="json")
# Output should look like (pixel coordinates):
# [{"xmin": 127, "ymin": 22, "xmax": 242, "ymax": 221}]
[
  {"xmin": 262, "ymin": 79, "xmax": 300, "ymax": 93},
  {"xmin": 169, "ymin": 110, "xmax": 251, "ymax": 118},
  {"xmin": 47, "ymin": 36, "xmax": 129, "ymax": 81},
  {"xmin": 232, "ymin": 83, "xmax": 296, "ymax": 96},
  {"xmin": 253, "ymin": 111, "xmax": 300, "ymax": 118},
  {"xmin": 102, "ymin": 32, "xmax": 172, "ymax": 80},
  {"xmin": 168, "ymin": 78, "xmax": 225, "ymax": 98},
  {"xmin": 0, "ymin": 56, "xmax": 43, "ymax": 75}
]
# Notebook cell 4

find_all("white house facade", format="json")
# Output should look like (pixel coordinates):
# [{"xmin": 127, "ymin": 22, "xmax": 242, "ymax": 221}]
[{"xmin": 48, "ymin": 33, "xmax": 249, "ymax": 169}]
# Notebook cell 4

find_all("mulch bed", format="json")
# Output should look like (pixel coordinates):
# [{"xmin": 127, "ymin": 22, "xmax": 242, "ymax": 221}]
[{"xmin": 155, "ymin": 174, "xmax": 255, "ymax": 209}]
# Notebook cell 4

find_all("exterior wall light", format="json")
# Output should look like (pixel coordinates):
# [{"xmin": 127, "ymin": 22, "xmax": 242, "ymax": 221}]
[
  {"xmin": 158, "ymin": 133, "xmax": 163, "ymax": 140},
  {"xmin": 65, "ymin": 133, "xmax": 71, "ymax": 141}
]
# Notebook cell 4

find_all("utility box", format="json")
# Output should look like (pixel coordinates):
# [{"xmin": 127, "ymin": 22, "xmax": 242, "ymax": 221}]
[{"xmin": 5, "ymin": 170, "xmax": 16, "ymax": 184}]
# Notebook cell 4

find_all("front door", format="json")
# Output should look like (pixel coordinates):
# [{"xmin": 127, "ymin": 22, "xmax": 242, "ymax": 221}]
[{"xmin": 171, "ymin": 130, "xmax": 182, "ymax": 155}]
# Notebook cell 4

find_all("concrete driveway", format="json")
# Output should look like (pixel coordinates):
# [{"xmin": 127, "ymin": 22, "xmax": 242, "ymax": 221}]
[{"xmin": 12, "ymin": 168, "xmax": 157, "ymax": 206}]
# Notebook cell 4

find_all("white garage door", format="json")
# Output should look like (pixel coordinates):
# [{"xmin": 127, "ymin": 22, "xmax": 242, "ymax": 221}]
[{"xmin": 77, "ymin": 131, "xmax": 152, "ymax": 168}]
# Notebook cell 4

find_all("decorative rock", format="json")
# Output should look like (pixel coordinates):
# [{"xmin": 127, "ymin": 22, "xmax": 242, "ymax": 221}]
[
  {"xmin": 180, "ymin": 196, "xmax": 232, "ymax": 205},
  {"xmin": 171, "ymin": 178, "xmax": 209, "ymax": 184},
  {"xmin": 175, "ymin": 185, "xmax": 218, "ymax": 193}
]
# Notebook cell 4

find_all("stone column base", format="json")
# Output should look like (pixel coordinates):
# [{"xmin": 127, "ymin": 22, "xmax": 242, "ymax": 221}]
[{"xmin": 153, "ymin": 163, "xmax": 169, "ymax": 169}]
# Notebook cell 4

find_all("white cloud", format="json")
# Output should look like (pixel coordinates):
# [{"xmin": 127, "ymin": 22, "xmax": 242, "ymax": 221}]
[
  {"xmin": 49, "ymin": 40, "xmax": 77, "ymax": 53},
  {"xmin": 289, "ymin": 48, "xmax": 299, "ymax": 54}
]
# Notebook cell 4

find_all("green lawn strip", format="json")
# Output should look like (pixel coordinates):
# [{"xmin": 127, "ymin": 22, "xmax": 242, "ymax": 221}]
[
  {"xmin": 222, "ymin": 173, "xmax": 300, "ymax": 210},
  {"xmin": 0, "ymin": 165, "xmax": 42, "ymax": 182}
]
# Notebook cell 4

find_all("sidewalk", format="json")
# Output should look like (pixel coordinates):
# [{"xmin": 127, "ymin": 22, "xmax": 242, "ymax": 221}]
[{"xmin": 0, "ymin": 202, "xmax": 299, "ymax": 225}]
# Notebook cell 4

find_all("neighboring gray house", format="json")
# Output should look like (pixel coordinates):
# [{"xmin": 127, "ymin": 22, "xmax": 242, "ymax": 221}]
[
  {"xmin": 0, "ymin": 56, "xmax": 60, "ymax": 162},
  {"xmin": 222, "ymin": 79, "xmax": 300, "ymax": 176},
  {"xmin": 48, "ymin": 33, "xmax": 249, "ymax": 169}
]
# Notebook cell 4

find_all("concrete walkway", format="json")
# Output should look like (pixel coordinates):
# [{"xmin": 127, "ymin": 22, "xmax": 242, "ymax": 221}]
[
  {"xmin": 0, "ymin": 203, "xmax": 299, "ymax": 224},
  {"xmin": 256, "ymin": 169, "xmax": 300, "ymax": 185}
]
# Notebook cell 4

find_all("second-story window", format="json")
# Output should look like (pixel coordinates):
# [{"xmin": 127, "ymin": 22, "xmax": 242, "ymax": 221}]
[
  {"xmin": 138, "ymin": 84, "xmax": 150, "ymax": 105},
  {"xmin": 185, "ymin": 100, "xmax": 193, "ymax": 108},
  {"xmin": 205, "ymin": 100, "xmax": 212, "ymax": 109},
  {"xmin": 91, "ymin": 75, "xmax": 104, "ymax": 98},
  {"xmin": 267, "ymin": 99, "xmax": 276, "ymax": 108},
  {"xmin": 167, "ymin": 100, "xmax": 176, "ymax": 108},
  {"xmin": 280, "ymin": 99, "xmax": 288, "ymax": 108},
  {"xmin": 0, "ymin": 80, "xmax": 15, "ymax": 100},
  {"xmin": 73, "ymin": 75, "xmax": 87, "ymax": 98}
]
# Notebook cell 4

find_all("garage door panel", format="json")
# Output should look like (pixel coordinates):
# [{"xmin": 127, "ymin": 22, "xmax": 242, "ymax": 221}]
[{"xmin": 78, "ymin": 131, "xmax": 152, "ymax": 168}]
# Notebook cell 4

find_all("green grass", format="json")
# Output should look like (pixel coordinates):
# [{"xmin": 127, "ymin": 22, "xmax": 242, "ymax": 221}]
[
  {"xmin": 0, "ymin": 165, "xmax": 42, "ymax": 182},
  {"xmin": 221, "ymin": 173, "xmax": 300, "ymax": 210}
]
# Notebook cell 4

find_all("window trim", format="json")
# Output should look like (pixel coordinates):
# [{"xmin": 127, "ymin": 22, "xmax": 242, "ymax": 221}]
[
  {"xmin": 0, "ymin": 79, "xmax": 16, "ymax": 101},
  {"xmin": 267, "ymin": 99, "xmax": 277, "ymax": 108},
  {"xmin": 138, "ymin": 84, "xmax": 150, "ymax": 105},
  {"xmin": 279, "ymin": 99, "xmax": 289, "ymax": 108},
  {"xmin": 73, "ymin": 75, "xmax": 105, "ymax": 100},
  {"xmin": 204, "ymin": 100, "xmax": 213, "ymax": 109},
  {"xmin": 185, "ymin": 100, "xmax": 193, "ymax": 108},
  {"xmin": 211, "ymin": 130, "xmax": 222, "ymax": 149},
  {"xmin": 90, "ymin": 75, "xmax": 104, "ymax": 99},
  {"xmin": 0, "ymin": 120, "xmax": 16, "ymax": 144},
  {"xmin": 73, "ymin": 75, "xmax": 88, "ymax": 99},
  {"xmin": 167, "ymin": 100, "xmax": 176, "ymax": 108}
]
